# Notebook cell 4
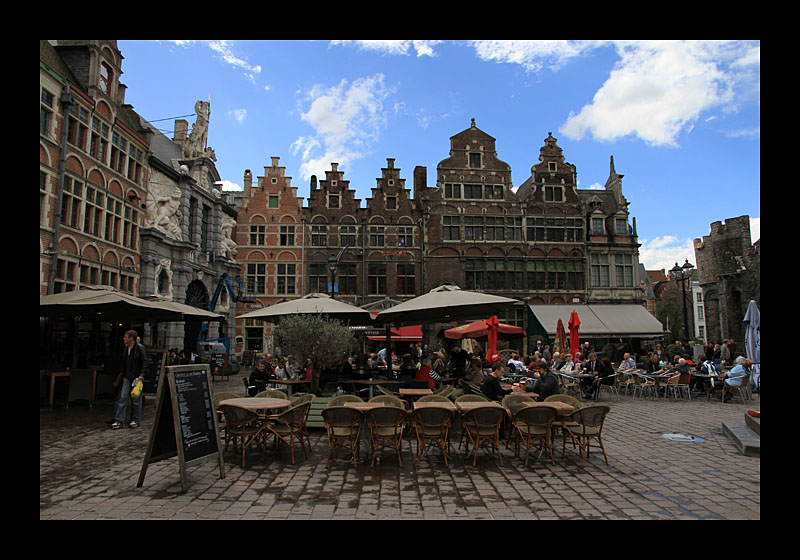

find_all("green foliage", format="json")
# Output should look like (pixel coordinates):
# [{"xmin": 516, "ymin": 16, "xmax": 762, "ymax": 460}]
[{"xmin": 272, "ymin": 314, "xmax": 357, "ymax": 394}]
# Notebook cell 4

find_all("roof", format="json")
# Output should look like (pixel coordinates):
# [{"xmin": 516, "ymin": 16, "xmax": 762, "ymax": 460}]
[{"xmin": 528, "ymin": 304, "xmax": 663, "ymax": 337}]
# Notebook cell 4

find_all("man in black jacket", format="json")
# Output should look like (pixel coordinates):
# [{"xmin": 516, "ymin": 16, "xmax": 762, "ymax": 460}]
[
  {"xmin": 111, "ymin": 330, "xmax": 148, "ymax": 429},
  {"xmin": 524, "ymin": 360, "xmax": 560, "ymax": 401},
  {"xmin": 482, "ymin": 362, "xmax": 512, "ymax": 401}
]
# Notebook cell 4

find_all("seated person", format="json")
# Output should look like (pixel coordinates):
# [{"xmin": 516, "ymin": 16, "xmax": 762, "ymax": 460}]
[
  {"xmin": 521, "ymin": 360, "xmax": 560, "ymax": 401},
  {"xmin": 248, "ymin": 357, "xmax": 277, "ymax": 396},
  {"xmin": 507, "ymin": 353, "xmax": 526, "ymax": 374},
  {"xmin": 622, "ymin": 353, "xmax": 637, "ymax": 369},
  {"xmin": 482, "ymin": 362, "xmax": 512, "ymax": 401},
  {"xmin": 463, "ymin": 357, "xmax": 486, "ymax": 386},
  {"xmin": 693, "ymin": 355, "xmax": 720, "ymax": 393},
  {"xmin": 713, "ymin": 357, "xmax": 751, "ymax": 402}
]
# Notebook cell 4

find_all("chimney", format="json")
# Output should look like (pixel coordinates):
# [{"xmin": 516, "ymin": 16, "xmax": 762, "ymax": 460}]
[
  {"xmin": 310, "ymin": 175, "xmax": 317, "ymax": 190},
  {"xmin": 173, "ymin": 119, "xmax": 188, "ymax": 148},
  {"xmin": 414, "ymin": 166, "xmax": 427, "ymax": 199}
]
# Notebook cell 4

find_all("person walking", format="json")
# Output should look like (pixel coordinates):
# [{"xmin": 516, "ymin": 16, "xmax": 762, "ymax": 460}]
[{"xmin": 110, "ymin": 330, "xmax": 148, "ymax": 429}]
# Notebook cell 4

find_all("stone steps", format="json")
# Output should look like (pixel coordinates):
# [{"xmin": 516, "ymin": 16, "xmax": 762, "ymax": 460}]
[{"xmin": 722, "ymin": 412, "xmax": 760, "ymax": 457}]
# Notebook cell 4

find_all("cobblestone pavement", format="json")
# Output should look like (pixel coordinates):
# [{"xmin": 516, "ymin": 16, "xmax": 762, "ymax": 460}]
[{"xmin": 40, "ymin": 377, "xmax": 760, "ymax": 520}]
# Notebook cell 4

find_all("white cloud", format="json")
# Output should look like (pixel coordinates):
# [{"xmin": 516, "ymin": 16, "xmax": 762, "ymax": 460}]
[
  {"xmin": 638, "ymin": 235, "xmax": 695, "ymax": 272},
  {"xmin": 228, "ymin": 109, "xmax": 247, "ymax": 123},
  {"xmin": 208, "ymin": 40, "xmax": 262, "ymax": 75},
  {"xmin": 331, "ymin": 40, "xmax": 442, "ymax": 57},
  {"xmin": 559, "ymin": 40, "xmax": 759, "ymax": 147},
  {"xmin": 216, "ymin": 180, "xmax": 242, "ymax": 192},
  {"xmin": 292, "ymin": 74, "xmax": 395, "ymax": 180},
  {"xmin": 470, "ymin": 40, "xmax": 603, "ymax": 72}
]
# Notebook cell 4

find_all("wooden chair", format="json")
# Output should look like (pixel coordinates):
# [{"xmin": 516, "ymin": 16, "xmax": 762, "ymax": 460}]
[
  {"xmin": 513, "ymin": 405, "xmax": 558, "ymax": 465},
  {"xmin": 321, "ymin": 406, "xmax": 363, "ymax": 468},
  {"xmin": 266, "ymin": 401, "xmax": 312, "ymax": 465},
  {"xmin": 255, "ymin": 389, "xmax": 288, "ymax": 400},
  {"xmin": 501, "ymin": 393, "xmax": 534, "ymax": 448},
  {"xmin": 328, "ymin": 394, "xmax": 364, "ymax": 407},
  {"xmin": 561, "ymin": 405, "xmax": 610, "ymax": 467},
  {"xmin": 365, "ymin": 406, "xmax": 408, "ymax": 467},
  {"xmin": 416, "ymin": 394, "xmax": 452, "ymax": 403},
  {"xmin": 461, "ymin": 406, "xmax": 506, "ymax": 466},
  {"xmin": 723, "ymin": 374, "xmax": 751, "ymax": 403},
  {"xmin": 411, "ymin": 406, "xmax": 454, "ymax": 466},
  {"xmin": 369, "ymin": 394, "xmax": 406, "ymax": 409},
  {"xmin": 219, "ymin": 404, "xmax": 267, "ymax": 467}
]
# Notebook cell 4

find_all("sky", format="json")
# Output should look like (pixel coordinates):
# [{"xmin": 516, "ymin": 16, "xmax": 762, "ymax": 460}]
[{"xmin": 117, "ymin": 40, "xmax": 760, "ymax": 272}]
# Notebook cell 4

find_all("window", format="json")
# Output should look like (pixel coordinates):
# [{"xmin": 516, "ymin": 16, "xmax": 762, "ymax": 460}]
[
  {"xmin": 340, "ymin": 225, "xmax": 357, "ymax": 247},
  {"xmin": 397, "ymin": 263, "xmax": 415, "ymax": 295},
  {"xmin": 338, "ymin": 263, "xmax": 357, "ymax": 295},
  {"xmin": 67, "ymin": 104, "xmax": 89, "ymax": 150},
  {"xmin": 527, "ymin": 260, "xmax": 545, "ymax": 290},
  {"xmin": 90, "ymin": 118, "xmax": 110, "ymax": 163},
  {"xmin": 249, "ymin": 225, "xmax": 265, "ymax": 246},
  {"xmin": 526, "ymin": 217, "xmax": 545, "ymax": 242},
  {"xmin": 276, "ymin": 263, "xmax": 296, "ymax": 295},
  {"xmin": 311, "ymin": 224, "xmax": 327, "ymax": 246},
  {"xmin": 268, "ymin": 195, "xmax": 279, "ymax": 209},
  {"xmin": 105, "ymin": 196, "xmax": 122, "ymax": 243},
  {"xmin": 309, "ymin": 263, "xmax": 328, "ymax": 293},
  {"xmin": 463, "ymin": 184, "xmax": 483, "ymax": 199},
  {"xmin": 469, "ymin": 153, "xmax": 481, "ymax": 168},
  {"xmin": 110, "ymin": 133, "xmax": 127, "ymax": 174},
  {"xmin": 485, "ymin": 216, "xmax": 505, "ymax": 241},
  {"xmin": 444, "ymin": 183, "xmax": 461, "ymax": 198},
  {"xmin": 368, "ymin": 263, "xmax": 386, "ymax": 294},
  {"xmin": 566, "ymin": 261, "xmax": 585, "ymax": 290},
  {"xmin": 544, "ymin": 186, "xmax": 563, "ymax": 202},
  {"xmin": 484, "ymin": 185, "xmax": 503, "ymax": 200},
  {"xmin": 486, "ymin": 260, "xmax": 506, "ymax": 290},
  {"xmin": 591, "ymin": 217, "xmax": 605, "ymax": 235},
  {"xmin": 442, "ymin": 216, "xmax": 460, "ymax": 241},
  {"xmin": 464, "ymin": 216, "xmax": 483, "ymax": 241},
  {"xmin": 40, "ymin": 88, "xmax": 54, "ymax": 136},
  {"xmin": 369, "ymin": 225, "xmax": 385, "ymax": 247},
  {"xmin": 616, "ymin": 217, "xmax": 628, "ymax": 235},
  {"xmin": 548, "ymin": 162, "xmax": 557, "ymax": 172},
  {"xmin": 123, "ymin": 205, "xmax": 138, "ymax": 250},
  {"xmin": 697, "ymin": 306, "xmax": 704, "ymax": 320},
  {"xmin": 397, "ymin": 226, "xmax": 413, "ymax": 247},
  {"xmin": 546, "ymin": 261, "xmax": 566, "ymax": 289},
  {"xmin": 201, "ymin": 206, "xmax": 211, "ymax": 252},
  {"xmin": 279, "ymin": 225, "xmax": 295, "ymax": 246},
  {"xmin": 386, "ymin": 196, "xmax": 397, "ymax": 210},
  {"xmin": 465, "ymin": 260, "xmax": 485, "ymax": 290},
  {"xmin": 99, "ymin": 63, "xmax": 113, "ymax": 94},
  {"xmin": 328, "ymin": 194, "xmax": 339, "ymax": 208},
  {"xmin": 566, "ymin": 218, "xmax": 583, "ymax": 242},
  {"xmin": 246, "ymin": 263, "xmax": 266, "ymax": 295},
  {"xmin": 615, "ymin": 254, "xmax": 634, "ymax": 287},
  {"xmin": 506, "ymin": 217, "xmax": 523, "ymax": 241},
  {"xmin": 590, "ymin": 254, "xmax": 610, "ymax": 288},
  {"xmin": 54, "ymin": 258, "xmax": 78, "ymax": 293},
  {"xmin": 127, "ymin": 143, "xmax": 143, "ymax": 183},
  {"xmin": 61, "ymin": 177, "xmax": 83, "ymax": 229}
]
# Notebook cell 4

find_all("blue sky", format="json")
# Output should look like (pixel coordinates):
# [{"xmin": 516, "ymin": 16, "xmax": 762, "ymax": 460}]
[{"xmin": 117, "ymin": 40, "xmax": 760, "ymax": 272}]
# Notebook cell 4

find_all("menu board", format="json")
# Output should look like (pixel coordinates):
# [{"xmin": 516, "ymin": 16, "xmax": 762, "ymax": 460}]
[
  {"xmin": 137, "ymin": 364, "xmax": 224, "ymax": 493},
  {"xmin": 142, "ymin": 349, "xmax": 168, "ymax": 394}
]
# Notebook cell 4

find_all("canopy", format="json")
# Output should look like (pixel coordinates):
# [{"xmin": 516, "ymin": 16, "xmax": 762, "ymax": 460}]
[
  {"xmin": 40, "ymin": 286, "xmax": 222, "ymax": 323},
  {"xmin": 568, "ymin": 310, "xmax": 581, "ymax": 356},
  {"xmin": 365, "ymin": 325, "xmax": 422, "ymax": 342},
  {"xmin": 556, "ymin": 318, "xmax": 567, "ymax": 354},
  {"xmin": 444, "ymin": 318, "xmax": 525, "ymax": 341},
  {"xmin": 528, "ymin": 304, "xmax": 664, "ymax": 337},
  {"xmin": 236, "ymin": 292, "xmax": 374, "ymax": 325},
  {"xmin": 743, "ymin": 300, "xmax": 760, "ymax": 382},
  {"xmin": 375, "ymin": 285, "xmax": 519, "ymax": 324}
]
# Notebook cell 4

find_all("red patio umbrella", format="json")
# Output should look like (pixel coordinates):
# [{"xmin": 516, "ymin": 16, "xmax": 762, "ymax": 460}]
[
  {"xmin": 444, "ymin": 318, "xmax": 525, "ymax": 341},
  {"xmin": 556, "ymin": 318, "xmax": 567, "ymax": 355},
  {"xmin": 485, "ymin": 315, "xmax": 500, "ymax": 364},
  {"xmin": 568, "ymin": 310, "xmax": 581, "ymax": 357}
]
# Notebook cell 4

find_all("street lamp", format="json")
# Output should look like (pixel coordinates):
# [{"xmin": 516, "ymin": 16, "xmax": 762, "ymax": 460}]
[
  {"xmin": 669, "ymin": 258, "xmax": 694, "ymax": 343},
  {"xmin": 328, "ymin": 254, "xmax": 338, "ymax": 300}
]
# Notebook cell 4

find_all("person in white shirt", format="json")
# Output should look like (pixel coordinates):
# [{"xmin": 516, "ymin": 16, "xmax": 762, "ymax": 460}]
[
  {"xmin": 622, "ymin": 353, "xmax": 637, "ymax": 369},
  {"xmin": 507, "ymin": 353, "xmax": 526, "ymax": 373},
  {"xmin": 559, "ymin": 354, "xmax": 579, "ymax": 373}
]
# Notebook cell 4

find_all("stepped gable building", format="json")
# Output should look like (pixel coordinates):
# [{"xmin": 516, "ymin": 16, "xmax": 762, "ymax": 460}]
[{"xmin": 233, "ymin": 157, "xmax": 305, "ymax": 352}]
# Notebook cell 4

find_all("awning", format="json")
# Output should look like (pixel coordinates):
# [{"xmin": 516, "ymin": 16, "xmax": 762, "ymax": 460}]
[
  {"xmin": 528, "ymin": 304, "xmax": 663, "ymax": 338},
  {"xmin": 366, "ymin": 325, "xmax": 423, "ymax": 342}
]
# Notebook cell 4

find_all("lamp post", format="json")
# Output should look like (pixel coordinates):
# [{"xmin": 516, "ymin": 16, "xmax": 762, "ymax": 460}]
[
  {"xmin": 669, "ymin": 259, "xmax": 694, "ymax": 343},
  {"xmin": 328, "ymin": 254, "xmax": 338, "ymax": 300}
]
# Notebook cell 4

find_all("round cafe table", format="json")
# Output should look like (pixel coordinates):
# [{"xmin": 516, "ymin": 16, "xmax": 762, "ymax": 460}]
[{"xmin": 219, "ymin": 397, "xmax": 291, "ymax": 413}]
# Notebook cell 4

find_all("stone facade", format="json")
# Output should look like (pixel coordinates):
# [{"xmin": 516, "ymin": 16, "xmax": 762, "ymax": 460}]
[{"xmin": 694, "ymin": 215, "xmax": 760, "ymax": 346}]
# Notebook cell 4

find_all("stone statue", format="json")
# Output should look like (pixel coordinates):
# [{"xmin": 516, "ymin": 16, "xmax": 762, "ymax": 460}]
[
  {"xmin": 145, "ymin": 183, "xmax": 183, "ymax": 240},
  {"xmin": 183, "ymin": 100, "xmax": 210, "ymax": 159},
  {"xmin": 220, "ymin": 214, "xmax": 238, "ymax": 260}
]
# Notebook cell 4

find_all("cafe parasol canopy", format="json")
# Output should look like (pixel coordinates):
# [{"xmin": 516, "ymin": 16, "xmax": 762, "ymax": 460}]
[
  {"xmin": 556, "ymin": 318, "xmax": 567, "ymax": 354},
  {"xmin": 39, "ymin": 286, "xmax": 224, "ymax": 323},
  {"xmin": 444, "ymin": 317, "xmax": 525, "ymax": 341},
  {"xmin": 568, "ymin": 310, "xmax": 581, "ymax": 356},
  {"xmin": 236, "ymin": 292, "xmax": 375, "ymax": 325},
  {"xmin": 374, "ymin": 284, "xmax": 519, "ymax": 324}
]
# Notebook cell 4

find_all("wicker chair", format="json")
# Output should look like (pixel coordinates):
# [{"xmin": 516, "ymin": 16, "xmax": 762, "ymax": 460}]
[
  {"xmin": 455, "ymin": 394, "xmax": 489, "ymax": 403},
  {"xmin": 513, "ymin": 405, "xmax": 558, "ymax": 465},
  {"xmin": 213, "ymin": 391, "xmax": 239, "ymax": 438},
  {"xmin": 256, "ymin": 389, "xmax": 288, "ymax": 400},
  {"xmin": 265, "ymin": 401, "xmax": 312, "ymax": 465},
  {"xmin": 501, "ymin": 393, "xmax": 534, "ymax": 448},
  {"xmin": 219, "ymin": 404, "xmax": 267, "ymax": 467},
  {"xmin": 461, "ymin": 406, "xmax": 506, "ymax": 466},
  {"xmin": 411, "ymin": 406, "xmax": 454, "ymax": 466},
  {"xmin": 321, "ymin": 406, "xmax": 363, "ymax": 468},
  {"xmin": 328, "ymin": 394, "xmax": 364, "ymax": 407},
  {"xmin": 416, "ymin": 394, "xmax": 452, "ymax": 403},
  {"xmin": 290, "ymin": 393, "xmax": 316, "ymax": 444},
  {"xmin": 561, "ymin": 405, "xmax": 610, "ymax": 467},
  {"xmin": 723, "ymin": 374, "xmax": 751, "ymax": 404},
  {"xmin": 377, "ymin": 383, "xmax": 400, "ymax": 397},
  {"xmin": 369, "ymin": 394, "xmax": 406, "ymax": 409},
  {"xmin": 544, "ymin": 393, "xmax": 582, "ymax": 446},
  {"xmin": 365, "ymin": 406, "xmax": 408, "ymax": 467},
  {"xmin": 558, "ymin": 373, "xmax": 581, "ymax": 399}
]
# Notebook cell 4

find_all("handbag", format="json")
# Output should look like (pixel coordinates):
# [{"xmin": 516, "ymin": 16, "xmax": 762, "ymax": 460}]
[{"xmin": 130, "ymin": 378, "xmax": 143, "ymax": 399}]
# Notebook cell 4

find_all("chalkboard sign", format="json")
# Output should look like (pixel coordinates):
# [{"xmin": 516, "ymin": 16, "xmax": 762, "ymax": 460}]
[
  {"xmin": 137, "ymin": 364, "xmax": 224, "ymax": 493},
  {"xmin": 142, "ymin": 349, "xmax": 168, "ymax": 394}
]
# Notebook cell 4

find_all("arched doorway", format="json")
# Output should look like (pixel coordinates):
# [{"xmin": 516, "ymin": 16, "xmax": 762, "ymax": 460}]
[{"xmin": 183, "ymin": 279, "xmax": 210, "ymax": 354}]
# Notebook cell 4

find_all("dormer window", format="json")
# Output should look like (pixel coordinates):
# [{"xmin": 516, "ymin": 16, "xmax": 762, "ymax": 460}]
[
  {"xmin": 469, "ymin": 153, "xmax": 481, "ymax": 168},
  {"xmin": 544, "ymin": 186, "xmax": 563, "ymax": 202},
  {"xmin": 99, "ymin": 62, "xmax": 113, "ymax": 95},
  {"xmin": 548, "ymin": 162, "xmax": 557, "ymax": 172}
]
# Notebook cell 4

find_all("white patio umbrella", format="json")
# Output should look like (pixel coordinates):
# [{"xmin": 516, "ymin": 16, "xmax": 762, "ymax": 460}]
[
  {"xmin": 374, "ymin": 284, "xmax": 519, "ymax": 324},
  {"xmin": 236, "ymin": 292, "xmax": 375, "ymax": 325},
  {"xmin": 743, "ymin": 300, "xmax": 760, "ymax": 389}
]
